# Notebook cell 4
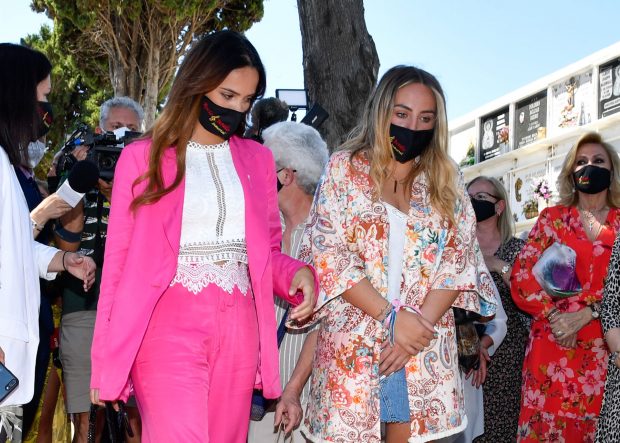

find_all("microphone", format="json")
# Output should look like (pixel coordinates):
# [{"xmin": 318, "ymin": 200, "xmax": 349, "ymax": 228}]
[{"xmin": 56, "ymin": 160, "xmax": 100, "ymax": 207}]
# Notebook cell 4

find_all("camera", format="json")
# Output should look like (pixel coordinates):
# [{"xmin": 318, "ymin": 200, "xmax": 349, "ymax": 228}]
[{"xmin": 58, "ymin": 125, "xmax": 141, "ymax": 181}]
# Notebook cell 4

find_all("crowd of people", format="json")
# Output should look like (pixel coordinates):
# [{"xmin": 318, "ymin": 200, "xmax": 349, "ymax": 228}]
[{"xmin": 2, "ymin": 30, "xmax": 620, "ymax": 443}]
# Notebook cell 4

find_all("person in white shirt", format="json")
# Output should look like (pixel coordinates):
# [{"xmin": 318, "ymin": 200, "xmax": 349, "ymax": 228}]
[{"xmin": 0, "ymin": 43, "xmax": 95, "ymax": 443}]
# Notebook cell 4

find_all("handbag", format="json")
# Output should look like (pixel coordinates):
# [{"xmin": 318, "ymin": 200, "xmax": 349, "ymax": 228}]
[
  {"xmin": 532, "ymin": 242, "xmax": 582, "ymax": 299},
  {"xmin": 87, "ymin": 401, "xmax": 134, "ymax": 443},
  {"xmin": 453, "ymin": 307, "xmax": 481, "ymax": 373},
  {"xmin": 251, "ymin": 305, "xmax": 290, "ymax": 421},
  {"xmin": 275, "ymin": 423, "xmax": 296, "ymax": 443}
]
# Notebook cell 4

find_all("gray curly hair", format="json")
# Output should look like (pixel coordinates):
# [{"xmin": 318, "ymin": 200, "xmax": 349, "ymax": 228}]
[
  {"xmin": 99, "ymin": 96, "xmax": 144, "ymax": 130},
  {"xmin": 262, "ymin": 121, "xmax": 329, "ymax": 196}
]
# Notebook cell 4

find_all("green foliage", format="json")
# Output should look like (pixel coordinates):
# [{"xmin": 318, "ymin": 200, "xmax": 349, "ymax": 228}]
[
  {"xmin": 23, "ymin": 24, "xmax": 111, "ymax": 178},
  {"xmin": 31, "ymin": 0, "xmax": 264, "ymax": 127}
]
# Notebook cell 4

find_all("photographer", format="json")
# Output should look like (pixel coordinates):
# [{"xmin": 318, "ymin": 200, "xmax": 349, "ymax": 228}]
[
  {"xmin": 55, "ymin": 96, "xmax": 143, "ymax": 443},
  {"xmin": 244, "ymin": 97, "xmax": 289, "ymax": 143}
]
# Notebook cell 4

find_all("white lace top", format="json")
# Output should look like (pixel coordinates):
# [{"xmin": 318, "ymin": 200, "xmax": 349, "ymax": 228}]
[{"xmin": 171, "ymin": 140, "xmax": 249, "ymax": 294}]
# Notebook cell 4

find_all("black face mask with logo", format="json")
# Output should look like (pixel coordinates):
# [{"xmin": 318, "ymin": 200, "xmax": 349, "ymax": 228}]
[
  {"xmin": 198, "ymin": 95, "xmax": 244, "ymax": 140},
  {"xmin": 470, "ymin": 198, "xmax": 496, "ymax": 222},
  {"xmin": 37, "ymin": 101, "xmax": 54, "ymax": 138},
  {"xmin": 573, "ymin": 165, "xmax": 612, "ymax": 195},
  {"xmin": 389, "ymin": 124, "xmax": 434, "ymax": 163}
]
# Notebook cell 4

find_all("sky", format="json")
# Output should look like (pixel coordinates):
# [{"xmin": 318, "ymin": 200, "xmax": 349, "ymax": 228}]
[{"xmin": 1, "ymin": 0, "xmax": 619, "ymax": 120}]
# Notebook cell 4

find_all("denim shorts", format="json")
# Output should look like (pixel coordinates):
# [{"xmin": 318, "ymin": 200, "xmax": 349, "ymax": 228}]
[{"xmin": 379, "ymin": 367, "xmax": 410, "ymax": 423}]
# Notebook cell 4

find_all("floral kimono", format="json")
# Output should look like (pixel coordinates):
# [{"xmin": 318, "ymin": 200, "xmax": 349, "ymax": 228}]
[{"xmin": 297, "ymin": 151, "xmax": 497, "ymax": 442}]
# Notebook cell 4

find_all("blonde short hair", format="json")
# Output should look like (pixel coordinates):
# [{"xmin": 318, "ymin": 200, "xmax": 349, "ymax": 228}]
[{"xmin": 556, "ymin": 132, "xmax": 620, "ymax": 208}]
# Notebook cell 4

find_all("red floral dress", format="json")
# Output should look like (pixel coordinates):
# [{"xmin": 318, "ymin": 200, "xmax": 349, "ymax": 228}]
[{"xmin": 511, "ymin": 205, "xmax": 620, "ymax": 442}]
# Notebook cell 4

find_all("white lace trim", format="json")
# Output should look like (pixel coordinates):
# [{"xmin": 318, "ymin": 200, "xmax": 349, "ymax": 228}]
[
  {"xmin": 187, "ymin": 140, "xmax": 229, "ymax": 151},
  {"xmin": 170, "ymin": 260, "xmax": 250, "ymax": 295},
  {"xmin": 178, "ymin": 240, "xmax": 247, "ymax": 264}
]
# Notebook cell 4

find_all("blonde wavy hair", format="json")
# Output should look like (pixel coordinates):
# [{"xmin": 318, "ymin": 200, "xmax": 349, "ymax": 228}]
[
  {"xmin": 467, "ymin": 176, "xmax": 515, "ymax": 244},
  {"xmin": 556, "ymin": 132, "xmax": 620, "ymax": 208},
  {"xmin": 341, "ymin": 65, "xmax": 458, "ymax": 225}
]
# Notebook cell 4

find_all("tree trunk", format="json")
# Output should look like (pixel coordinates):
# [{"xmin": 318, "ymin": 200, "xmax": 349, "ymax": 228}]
[
  {"xmin": 297, "ymin": 0, "xmax": 379, "ymax": 151},
  {"xmin": 143, "ymin": 30, "xmax": 161, "ymax": 129}
]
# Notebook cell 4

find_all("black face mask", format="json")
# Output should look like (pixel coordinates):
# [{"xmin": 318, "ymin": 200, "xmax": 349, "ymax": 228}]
[
  {"xmin": 37, "ymin": 101, "xmax": 54, "ymax": 138},
  {"xmin": 198, "ymin": 95, "xmax": 245, "ymax": 140},
  {"xmin": 389, "ymin": 124, "xmax": 434, "ymax": 163},
  {"xmin": 573, "ymin": 165, "xmax": 612, "ymax": 195},
  {"xmin": 471, "ymin": 198, "xmax": 496, "ymax": 222}
]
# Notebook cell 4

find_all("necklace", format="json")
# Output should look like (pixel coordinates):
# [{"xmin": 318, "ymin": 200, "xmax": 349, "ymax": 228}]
[
  {"xmin": 390, "ymin": 170, "xmax": 411, "ymax": 193},
  {"xmin": 578, "ymin": 206, "xmax": 608, "ymax": 235}
]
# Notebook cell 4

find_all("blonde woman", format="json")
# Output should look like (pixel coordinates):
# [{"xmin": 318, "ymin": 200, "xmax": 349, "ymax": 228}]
[
  {"xmin": 298, "ymin": 66, "xmax": 497, "ymax": 443},
  {"xmin": 512, "ymin": 132, "xmax": 620, "ymax": 442},
  {"xmin": 464, "ymin": 176, "xmax": 528, "ymax": 442}
]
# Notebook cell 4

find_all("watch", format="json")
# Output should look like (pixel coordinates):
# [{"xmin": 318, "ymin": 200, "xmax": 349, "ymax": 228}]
[
  {"xmin": 590, "ymin": 303, "xmax": 600, "ymax": 320},
  {"xmin": 500, "ymin": 264, "xmax": 511, "ymax": 276}
]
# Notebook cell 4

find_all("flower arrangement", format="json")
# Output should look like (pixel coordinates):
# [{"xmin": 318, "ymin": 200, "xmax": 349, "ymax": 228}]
[
  {"xmin": 498, "ymin": 126, "xmax": 509, "ymax": 145},
  {"xmin": 533, "ymin": 178, "xmax": 552, "ymax": 201}
]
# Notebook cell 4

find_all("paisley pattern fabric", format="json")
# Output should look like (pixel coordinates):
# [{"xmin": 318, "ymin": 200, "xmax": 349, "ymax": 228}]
[
  {"xmin": 511, "ymin": 205, "xmax": 620, "ymax": 443},
  {"xmin": 297, "ymin": 151, "xmax": 497, "ymax": 442}
]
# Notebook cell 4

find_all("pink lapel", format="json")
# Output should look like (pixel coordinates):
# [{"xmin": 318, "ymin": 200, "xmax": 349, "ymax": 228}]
[
  {"xmin": 159, "ymin": 147, "xmax": 185, "ymax": 256},
  {"xmin": 229, "ymin": 137, "xmax": 269, "ymax": 282}
]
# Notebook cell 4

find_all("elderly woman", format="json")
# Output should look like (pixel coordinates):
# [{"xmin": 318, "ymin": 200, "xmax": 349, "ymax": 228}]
[
  {"xmin": 299, "ymin": 65, "xmax": 497, "ymax": 443},
  {"xmin": 511, "ymin": 132, "xmax": 620, "ymax": 442},
  {"xmin": 596, "ymin": 234, "xmax": 620, "ymax": 442},
  {"xmin": 461, "ymin": 176, "xmax": 528, "ymax": 442}
]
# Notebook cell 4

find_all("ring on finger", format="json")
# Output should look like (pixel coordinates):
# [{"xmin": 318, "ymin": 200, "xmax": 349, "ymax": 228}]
[{"xmin": 556, "ymin": 330, "xmax": 564, "ymax": 337}]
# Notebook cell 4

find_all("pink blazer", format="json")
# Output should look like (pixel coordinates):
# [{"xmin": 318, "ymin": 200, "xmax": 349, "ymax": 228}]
[{"xmin": 90, "ymin": 136, "xmax": 315, "ymax": 401}]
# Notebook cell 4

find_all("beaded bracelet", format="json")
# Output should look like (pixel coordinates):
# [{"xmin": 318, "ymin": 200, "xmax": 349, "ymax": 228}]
[
  {"xmin": 377, "ymin": 301, "xmax": 392, "ymax": 323},
  {"xmin": 382, "ymin": 300, "xmax": 424, "ymax": 347}
]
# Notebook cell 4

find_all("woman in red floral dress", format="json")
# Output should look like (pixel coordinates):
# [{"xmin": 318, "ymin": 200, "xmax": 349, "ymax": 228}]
[{"xmin": 511, "ymin": 132, "xmax": 620, "ymax": 443}]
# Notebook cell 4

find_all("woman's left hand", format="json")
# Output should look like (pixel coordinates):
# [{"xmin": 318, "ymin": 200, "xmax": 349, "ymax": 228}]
[
  {"xmin": 379, "ymin": 342, "xmax": 411, "ymax": 376},
  {"xmin": 466, "ymin": 334, "xmax": 493, "ymax": 388},
  {"xmin": 550, "ymin": 309, "xmax": 591, "ymax": 341},
  {"xmin": 288, "ymin": 266, "xmax": 316, "ymax": 322},
  {"xmin": 65, "ymin": 253, "xmax": 96, "ymax": 291}
]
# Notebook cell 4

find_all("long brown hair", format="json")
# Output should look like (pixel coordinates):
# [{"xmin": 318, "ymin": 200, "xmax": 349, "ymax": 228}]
[
  {"xmin": 131, "ymin": 31, "xmax": 266, "ymax": 209},
  {"xmin": 341, "ymin": 65, "xmax": 459, "ymax": 225}
]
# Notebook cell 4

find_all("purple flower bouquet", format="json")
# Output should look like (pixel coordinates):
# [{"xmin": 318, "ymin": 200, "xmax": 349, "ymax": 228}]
[{"xmin": 532, "ymin": 243, "xmax": 582, "ymax": 298}]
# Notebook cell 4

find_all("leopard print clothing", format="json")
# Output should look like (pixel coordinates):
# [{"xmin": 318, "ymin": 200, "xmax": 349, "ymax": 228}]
[{"xmin": 596, "ymin": 234, "xmax": 620, "ymax": 443}]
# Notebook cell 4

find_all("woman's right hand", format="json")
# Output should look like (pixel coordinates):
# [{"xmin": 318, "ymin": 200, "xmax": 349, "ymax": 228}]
[
  {"xmin": 90, "ymin": 388, "xmax": 104, "ymax": 406},
  {"xmin": 31, "ymin": 193, "xmax": 73, "ymax": 226},
  {"xmin": 90, "ymin": 388, "xmax": 120, "ymax": 411},
  {"xmin": 393, "ymin": 310, "xmax": 436, "ymax": 356}
]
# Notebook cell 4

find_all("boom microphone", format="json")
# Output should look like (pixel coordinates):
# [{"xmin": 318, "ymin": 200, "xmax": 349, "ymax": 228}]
[{"xmin": 56, "ymin": 160, "xmax": 100, "ymax": 207}]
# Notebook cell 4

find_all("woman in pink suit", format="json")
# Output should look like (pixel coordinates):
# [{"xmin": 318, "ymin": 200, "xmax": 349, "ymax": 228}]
[{"xmin": 89, "ymin": 31, "xmax": 317, "ymax": 442}]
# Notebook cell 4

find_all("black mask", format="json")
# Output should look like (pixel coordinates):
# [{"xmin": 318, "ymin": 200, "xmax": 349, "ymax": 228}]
[
  {"xmin": 37, "ymin": 101, "xmax": 54, "ymax": 138},
  {"xmin": 471, "ymin": 198, "xmax": 496, "ymax": 222},
  {"xmin": 389, "ymin": 124, "xmax": 434, "ymax": 163},
  {"xmin": 198, "ymin": 95, "xmax": 244, "ymax": 140},
  {"xmin": 573, "ymin": 165, "xmax": 611, "ymax": 195}
]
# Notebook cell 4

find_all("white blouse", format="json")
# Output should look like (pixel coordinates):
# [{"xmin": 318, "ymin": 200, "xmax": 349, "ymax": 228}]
[
  {"xmin": 385, "ymin": 202, "xmax": 407, "ymax": 303},
  {"xmin": 171, "ymin": 140, "xmax": 249, "ymax": 294}
]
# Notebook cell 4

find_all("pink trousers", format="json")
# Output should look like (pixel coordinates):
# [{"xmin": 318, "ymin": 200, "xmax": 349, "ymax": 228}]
[{"xmin": 131, "ymin": 282, "xmax": 259, "ymax": 442}]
